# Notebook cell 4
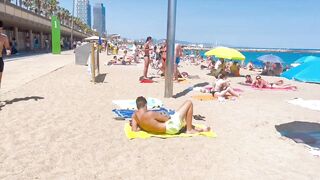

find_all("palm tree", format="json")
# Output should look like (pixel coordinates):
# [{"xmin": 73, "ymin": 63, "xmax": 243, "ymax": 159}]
[
  {"xmin": 49, "ymin": 0, "xmax": 59, "ymax": 16},
  {"xmin": 34, "ymin": 0, "xmax": 41, "ymax": 14},
  {"xmin": 22, "ymin": 0, "xmax": 33, "ymax": 10}
]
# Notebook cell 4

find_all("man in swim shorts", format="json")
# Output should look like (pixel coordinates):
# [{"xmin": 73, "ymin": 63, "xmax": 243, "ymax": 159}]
[
  {"xmin": 0, "ymin": 21, "xmax": 11, "ymax": 88},
  {"xmin": 174, "ymin": 44, "xmax": 183, "ymax": 80},
  {"xmin": 131, "ymin": 96, "xmax": 210, "ymax": 134}
]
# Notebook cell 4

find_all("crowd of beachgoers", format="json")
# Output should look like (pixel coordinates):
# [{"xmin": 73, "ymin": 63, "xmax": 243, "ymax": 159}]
[
  {"xmin": 100, "ymin": 37, "xmax": 306, "ymax": 136},
  {"xmin": 1, "ymin": 33, "xmax": 319, "ymax": 178}
]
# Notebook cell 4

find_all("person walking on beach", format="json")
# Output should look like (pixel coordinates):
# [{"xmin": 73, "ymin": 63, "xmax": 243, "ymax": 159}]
[
  {"xmin": 143, "ymin": 36, "xmax": 152, "ymax": 79},
  {"xmin": 0, "ymin": 21, "xmax": 11, "ymax": 88},
  {"xmin": 131, "ymin": 96, "xmax": 210, "ymax": 134},
  {"xmin": 174, "ymin": 44, "xmax": 183, "ymax": 80},
  {"xmin": 160, "ymin": 41, "xmax": 167, "ymax": 76}
]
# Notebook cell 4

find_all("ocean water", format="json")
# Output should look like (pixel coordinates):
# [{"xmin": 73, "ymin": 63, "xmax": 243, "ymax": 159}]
[{"xmin": 184, "ymin": 49, "xmax": 320, "ymax": 68}]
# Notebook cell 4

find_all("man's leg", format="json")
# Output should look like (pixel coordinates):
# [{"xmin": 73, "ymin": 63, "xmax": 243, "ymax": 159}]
[
  {"xmin": 176, "ymin": 100, "xmax": 210, "ymax": 133},
  {"xmin": 176, "ymin": 100, "xmax": 193, "ymax": 131}
]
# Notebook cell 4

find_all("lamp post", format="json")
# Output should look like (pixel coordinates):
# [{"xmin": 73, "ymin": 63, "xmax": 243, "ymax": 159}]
[
  {"xmin": 70, "ymin": 0, "xmax": 75, "ymax": 49},
  {"xmin": 164, "ymin": 0, "xmax": 177, "ymax": 98}
]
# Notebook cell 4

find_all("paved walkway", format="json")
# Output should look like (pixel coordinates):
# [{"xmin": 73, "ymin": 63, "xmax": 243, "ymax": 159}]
[{"xmin": 1, "ymin": 51, "xmax": 75, "ymax": 93}]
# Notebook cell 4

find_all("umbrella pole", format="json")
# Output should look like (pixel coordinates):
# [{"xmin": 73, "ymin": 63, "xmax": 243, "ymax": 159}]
[{"xmin": 164, "ymin": 0, "xmax": 177, "ymax": 98}]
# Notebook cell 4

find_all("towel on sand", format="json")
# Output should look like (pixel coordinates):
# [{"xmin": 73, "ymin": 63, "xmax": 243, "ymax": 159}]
[
  {"xmin": 192, "ymin": 94, "xmax": 232, "ymax": 101},
  {"xmin": 288, "ymin": 98, "xmax": 320, "ymax": 111},
  {"xmin": 239, "ymin": 82, "xmax": 297, "ymax": 91},
  {"xmin": 112, "ymin": 107, "xmax": 175, "ymax": 119},
  {"xmin": 124, "ymin": 123, "xmax": 217, "ymax": 139},
  {"xmin": 140, "ymin": 79, "xmax": 154, "ymax": 83}
]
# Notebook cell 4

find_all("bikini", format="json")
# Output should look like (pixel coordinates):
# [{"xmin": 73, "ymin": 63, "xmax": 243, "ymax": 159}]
[{"xmin": 144, "ymin": 44, "xmax": 150, "ymax": 57}]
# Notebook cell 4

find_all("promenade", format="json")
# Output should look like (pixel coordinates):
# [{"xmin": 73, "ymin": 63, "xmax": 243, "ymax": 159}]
[{"xmin": 2, "ymin": 51, "xmax": 74, "ymax": 93}]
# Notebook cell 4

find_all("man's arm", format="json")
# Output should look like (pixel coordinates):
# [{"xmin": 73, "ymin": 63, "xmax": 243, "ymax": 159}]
[
  {"xmin": 154, "ymin": 112, "xmax": 170, "ymax": 122},
  {"xmin": 131, "ymin": 113, "xmax": 140, "ymax": 132}
]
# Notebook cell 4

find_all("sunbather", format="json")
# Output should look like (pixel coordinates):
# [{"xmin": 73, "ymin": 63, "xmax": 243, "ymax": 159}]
[
  {"xmin": 246, "ymin": 61, "xmax": 254, "ymax": 70},
  {"xmin": 212, "ymin": 74, "xmax": 239, "ymax": 98},
  {"xmin": 244, "ymin": 75, "xmax": 253, "ymax": 84},
  {"xmin": 252, "ymin": 75, "xmax": 284, "ymax": 88},
  {"xmin": 131, "ymin": 96, "xmax": 210, "ymax": 134}
]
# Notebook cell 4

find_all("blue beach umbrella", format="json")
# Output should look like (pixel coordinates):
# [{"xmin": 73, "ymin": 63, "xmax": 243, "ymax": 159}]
[
  {"xmin": 257, "ymin": 54, "xmax": 283, "ymax": 64},
  {"xmin": 281, "ymin": 60, "xmax": 320, "ymax": 83},
  {"xmin": 294, "ymin": 56, "xmax": 320, "ymax": 64}
]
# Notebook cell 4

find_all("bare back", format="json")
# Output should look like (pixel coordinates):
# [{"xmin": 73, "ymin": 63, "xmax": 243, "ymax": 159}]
[
  {"xmin": 0, "ymin": 34, "xmax": 10, "ymax": 58},
  {"xmin": 134, "ymin": 110, "xmax": 167, "ymax": 133}
]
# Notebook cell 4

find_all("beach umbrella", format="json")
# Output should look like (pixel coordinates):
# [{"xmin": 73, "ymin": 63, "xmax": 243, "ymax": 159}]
[
  {"xmin": 84, "ymin": 36, "xmax": 106, "ymax": 41},
  {"xmin": 281, "ymin": 60, "xmax": 320, "ymax": 83},
  {"xmin": 293, "ymin": 56, "xmax": 320, "ymax": 65},
  {"xmin": 204, "ymin": 47, "xmax": 245, "ymax": 60},
  {"xmin": 257, "ymin": 54, "xmax": 283, "ymax": 64}
]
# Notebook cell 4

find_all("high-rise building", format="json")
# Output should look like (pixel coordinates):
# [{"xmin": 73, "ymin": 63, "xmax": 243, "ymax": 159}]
[
  {"xmin": 76, "ymin": 0, "xmax": 91, "ymax": 27},
  {"xmin": 93, "ymin": 3, "xmax": 106, "ymax": 35},
  {"xmin": 87, "ymin": 2, "xmax": 91, "ymax": 27}
]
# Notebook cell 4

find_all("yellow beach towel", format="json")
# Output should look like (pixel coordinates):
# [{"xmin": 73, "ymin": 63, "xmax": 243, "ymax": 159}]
[
  {"xmin": 177, "ymin": 78, "xmax": 189, "ymax": 84},
  {"xmin": 192, "ymin": 94, "xmax": 215, "ymax": 101},
  {"xmin": 192, "ymin": 94, "xmax": 232, "ymax": 101},
  {"xmin": 124, "ymin": 123, "xmax": 217, "ymax": 139}
]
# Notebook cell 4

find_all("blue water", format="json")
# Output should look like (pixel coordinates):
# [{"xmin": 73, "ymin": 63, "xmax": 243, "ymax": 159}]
[{"xmin": 184, "ymin": 49, "xmax": 320, "ymax": 68}]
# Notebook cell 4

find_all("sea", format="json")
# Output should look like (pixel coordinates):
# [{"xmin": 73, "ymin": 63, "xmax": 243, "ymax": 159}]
[{"xmin": 183, "ymin": 49, "xmax": 320, "ymax": 68}]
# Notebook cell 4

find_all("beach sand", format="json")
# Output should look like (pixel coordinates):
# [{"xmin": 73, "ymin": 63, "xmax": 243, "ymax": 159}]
[{"xmin": 0, "ymin": 51, "xmax": 319, "ymax": 179}]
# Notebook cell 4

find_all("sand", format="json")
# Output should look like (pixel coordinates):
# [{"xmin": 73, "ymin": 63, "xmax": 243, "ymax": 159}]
[{"xmin": 0, "ymin": 51, "xmax": 319, "ymax": 179}]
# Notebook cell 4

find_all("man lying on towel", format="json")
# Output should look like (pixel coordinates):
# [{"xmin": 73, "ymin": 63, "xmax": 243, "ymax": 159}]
[{"xmin": 131, "ymin": 96, "xmax": 210, "ymax": 134}]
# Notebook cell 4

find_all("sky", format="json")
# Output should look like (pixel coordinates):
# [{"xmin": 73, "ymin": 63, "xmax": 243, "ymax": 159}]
[{"xmin": 60, "ymin": 0, "xmax": 320, "ymax": 49}]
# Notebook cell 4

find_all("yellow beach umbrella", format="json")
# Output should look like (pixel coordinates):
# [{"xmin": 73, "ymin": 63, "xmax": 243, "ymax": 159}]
[{"xmin": 205, "ymin": 47, "xmax": 245, "ymax": 60}]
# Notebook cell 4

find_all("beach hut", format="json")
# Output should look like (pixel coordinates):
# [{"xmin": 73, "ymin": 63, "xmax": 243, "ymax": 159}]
[{"xmin": 281, "ymin": 60, "xmax": 320, "ymax": 83}]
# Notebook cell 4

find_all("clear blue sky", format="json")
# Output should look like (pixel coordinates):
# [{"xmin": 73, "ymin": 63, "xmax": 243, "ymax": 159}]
[{"xmin": 60, "ymin": 0, "xmax": 320, "ymax": 49}]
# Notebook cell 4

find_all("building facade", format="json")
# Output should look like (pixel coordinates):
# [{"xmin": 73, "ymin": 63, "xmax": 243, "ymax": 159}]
[
  {"xmin": 93, "ymin": 3, "xmax": 106, "ymax": 35},
  {"xmin": 76, "ymin": 0, "xmax": 91, "ymax": 27},
  {"xmin": 0, "ymin": 1, "xmax": 87, "ymax": 51},
  {"xmin": 86, "ymin": 2, "xmax": 91, "ymax": 27}
]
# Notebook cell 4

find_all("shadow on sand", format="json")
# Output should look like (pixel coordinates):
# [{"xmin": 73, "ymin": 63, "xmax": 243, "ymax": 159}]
[
  {"xmin": 275, "ymin": 121, "xmax": 320, "ymax": 149},
  {"xmin": 95, "ymin": 73, "xmax": 107, "ymax": 83},
  {"xmin": 172, "ymin": 82, "xmax": 209, "ymax": 99},
  {"xmin": 0, "ymin": 96, "xmax": 44, "ymax": 111}
]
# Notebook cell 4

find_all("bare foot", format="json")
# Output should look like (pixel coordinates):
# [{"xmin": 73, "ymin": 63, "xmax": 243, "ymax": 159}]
[{"xmin": 186, "ymin": 126, "xmax": 210, "ymax": 134}]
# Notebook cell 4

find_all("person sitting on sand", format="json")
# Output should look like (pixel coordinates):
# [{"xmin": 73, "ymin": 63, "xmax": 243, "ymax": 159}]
[
  {"xmin": 252, "ymin": 75, "xmax": 284, "ymax": 88},
  {"xmin": 246, "ymin": 61, "xmax": 254, "ymax": 71},
  {"xmin": 230, "ymin": 61, "xmax": 240, "ymax": 77},
  {"xmin": 131, "ymin": 96, "xmax": 210, "ymax": 134},
  {"xmin": 244, "ymin": 75, "xmax": 253, "ymax": 84},
  {"xmin": 212, "ymin": 74, "xmax": 240, "ymax": 98},
  {"xmin": 106, "ymin": 56, "xmax": 118, "ymax": 65}
]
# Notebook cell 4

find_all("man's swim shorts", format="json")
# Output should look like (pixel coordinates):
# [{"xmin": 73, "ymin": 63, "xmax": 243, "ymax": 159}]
[{"xmin": 165, "ymin": 112, "xmax": 186, "ymax": 134}]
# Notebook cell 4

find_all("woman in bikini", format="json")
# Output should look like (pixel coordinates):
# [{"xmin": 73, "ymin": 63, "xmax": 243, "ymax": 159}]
[
  {"xmin": 212, "ymin": 74, "xmax": 239, "ymax": 98},
  {"xmin": 160, "ymin": 41, "xmax": 167, "ymax": 76},
  {"xmin": 143, "ymin": 36, "xmax": 152, "ymax": 79}
]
